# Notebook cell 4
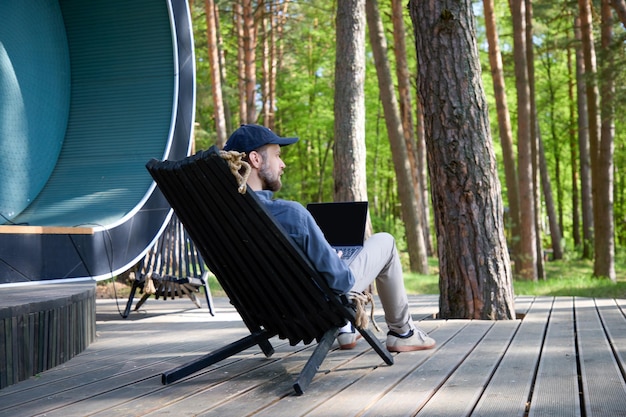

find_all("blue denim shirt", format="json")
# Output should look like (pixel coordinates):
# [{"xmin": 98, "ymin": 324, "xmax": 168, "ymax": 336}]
[{"xmin": 255, "ymin": 190, "xmax": 355, "ymax": 294}]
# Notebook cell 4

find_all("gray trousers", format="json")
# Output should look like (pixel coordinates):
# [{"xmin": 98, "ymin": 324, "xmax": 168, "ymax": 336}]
[{"xmin": 348, "ymin": 232, "xmax": 415, "ymax": 335}]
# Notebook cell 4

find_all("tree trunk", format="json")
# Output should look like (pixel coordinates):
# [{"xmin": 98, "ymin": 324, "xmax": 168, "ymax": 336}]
[
  {"xmin": 414, "ymin": 99, "xmax": 433, "ymax": 255},
  {"xmin": 538, "ymin": 136, "xmax": 563, "ymax": 260},
  {"xmin": 545, "ymin": 47, "xmax": 566, "ymax": 246},
  {"xmin": 574, "ymin": 17, "xmax": 594, "ymax": 259},
  {"xmin": 595, "ymin": 0, "xmax": 616, "ymax": 280},
  {"xmin": 566, "ymin": 35, "xmax": 581, "ymax": 249},
  {"xmin": 258, "ymin": 1, "xmax": 285, "ymax": 131},
  {"xmin": 334, "ymin": 0, "xmax": 368, "ymax": 205},
  {"xmin": 525, "ymin": 0, "xmax": 545, "ymax": 279},
  {"xmin": 510, "ymin": 0, "xmax": 537, "ymax": 280},
  {"xmin": 367, "ymin": 0, "xmax": 428, "ymax": 274},
  {"xmin": 213, "ymin": 4, "xmax": 232, "ymax": 133},
  {"xmin": 204, "ymin": 0, "xmax": 227, "ymax": 147},
  {"xmin": 243, "ymin": 0, "xmax": 257, "ymax": 123},
  {"xmin": 274, "ymin": 0, "xmax": 289, "ymax": 86},
  {"xmin": 235, "ymin": 1, "xmax": 247, "ymax": 123},
  {"xmin": 266, "ymin": 0, "xmax": 290, "ymax": 131},
  {"xmin": 390, "ymin": 0, "xmax": 433, "ymax": 257},
  {"xmin": 543, "ymin": 48, "xmax": 565, "ymax": 240},
  {"xmin": 261, "ymin": 7, "xmax": 271, "ymax": 127},
  {"xmin": 408, "ymin": 0, "xmax": 515, "ymax": 319},
  {"xmin": 610, "ymin": 0, "xmax": 626, "ymax": 28},
  {"xmin": 579, "ymin": 0, "xmax": 601, "ymax": 261},
  {"xmin": 483, "ymin": 0, "xmax": 520, "ymax": 259},
  {"xmin": 269, "ymin": 1, "xmax": 277, "ymax": 130}
]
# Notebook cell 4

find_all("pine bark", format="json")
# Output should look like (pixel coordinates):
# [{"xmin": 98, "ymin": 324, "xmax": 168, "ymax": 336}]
[
  {"xmin": 538, "ymin": 136, "xmax": 563, "ymax": 260},
  {"xmin": 213, "ymin": 5, "xmax": 232, "ymax": 133},
  {"xmin": 367, "ymin": 0, "xmax": 428, "ymax": 273},
  {"xmin": 416, "ymin": 99, "xmax": 432, "ymax": 255},
  {"xmin": 242, "ymin": 0, "xmax": 257, "ymax": 123},
  {"xmin": 333, "ymin": 0, "xmax": 368, "ymax": 204},
  {"xmin": 235, "ymin": 1, "xmax": 247, "ymax": 123},
  {"xmin": 525, "ymin": 0, "xmax": 545, "ymax": 279},
  {"xmin": 610, "ymin": 0, "xmax": 626, "ymax": 28},
  {"xmin": 511, "ymin": 0, "xmax": 537, "ymax": 280},
  {"xmin": 392, "ymin": 0, "xmax": 432, "ymax": 257},
  {"xmin": 596, "ymin": 0, "xmax": 616, "ymax": 280},
  {"xmin": 391, "ymin": 0, "xmax": 423, "ymax": 227},
  {"xmin": 204, "ymin": 0, "xmax": 227, "ymax": 147},
  {"xmin": 261, "ymin": 7, "xmax": 271, "ymax": 127},
  {"xmin": 567, "ymin": 41, "xmax": 581, "ymax": 248},
  {"xmin": 574, "ymin": 17, "xmax": 594, "ymax": 259},
  {"xmin": 408, "ymin": 0, "xmax": 515, "ymax": 319},
  {"xmin": 483, "ymin": 0, "xmax": 520, "ymax": 259}
]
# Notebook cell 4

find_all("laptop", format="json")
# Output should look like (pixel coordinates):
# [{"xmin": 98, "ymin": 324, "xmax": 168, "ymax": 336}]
[{"xmin": 306, "ymin": 201, "xmax": 368, "ymax": 264}]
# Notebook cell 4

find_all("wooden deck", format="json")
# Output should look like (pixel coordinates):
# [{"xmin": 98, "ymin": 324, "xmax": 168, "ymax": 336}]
[{"xmin": 1, "ymin": 294, "xmax": 625, "ymax": 416}]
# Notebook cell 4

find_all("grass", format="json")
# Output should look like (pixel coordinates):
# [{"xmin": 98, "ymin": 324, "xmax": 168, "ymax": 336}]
[
  {"xmin": 404, "ymin": 255, "xmax": 626, "ymax": 299},
  {"xmin": 103, "ymin": 253, "xmax": 625, "ymax": 300}
]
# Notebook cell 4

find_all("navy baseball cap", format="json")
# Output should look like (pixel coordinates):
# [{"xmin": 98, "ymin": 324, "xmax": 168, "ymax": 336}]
[{"xmin": 223, "ymin": 124, "xmax": 299, "ymax": 154}]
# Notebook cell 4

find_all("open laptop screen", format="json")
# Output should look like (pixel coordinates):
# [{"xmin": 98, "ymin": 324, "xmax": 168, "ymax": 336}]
[{"xmin": 306, "ymin": 201, "xmax": 368, "ymax": 247}]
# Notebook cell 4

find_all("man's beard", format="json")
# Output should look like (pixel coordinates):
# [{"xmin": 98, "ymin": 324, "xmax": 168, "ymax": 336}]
[{"xmin": 259, "ymin": 162, "xmax": 282, "ymax": 192}]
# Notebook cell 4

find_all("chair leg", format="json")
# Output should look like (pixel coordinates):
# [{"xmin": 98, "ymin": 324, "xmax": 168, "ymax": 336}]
[
  {"xmin": 237, "ymin": 313, "xmax": 275, "ymax": 358},
  {"xmin": 358, "ymin": 327, "xmax": 394, "ymax": 365},
  {"xmin": 293, "ymin": 327, "xmax": 339, "ymax": 396},
  {"xmin": 161, "ymin": 330, "xmax": 274, "ymax": 384}
]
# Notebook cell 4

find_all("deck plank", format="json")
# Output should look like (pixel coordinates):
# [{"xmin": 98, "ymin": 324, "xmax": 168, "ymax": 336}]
[
  {"xmin": 594, "ymin": 298, "xmax": 626, "ymax": 377},
  {"xmin": 416, "ymin": 320, "xmax": 518, "ymax": 417},
  {"xmin": 0, "ymin": 323, "xmax": 249, "ymax": 414},
  {"xmin": 359, "ymin": 320, "xmax": 487, "ymax": 417},
  {"xmin": 1, "ymin": 295, "xmax": 625, "ymax": 416},
  {"xmin": 56, "ymin": 344, "xmax": 295, "ymax": 417},
  {"xmin": 197, "ymin": 344, "xmax": 386, "ymax": 417},
  {"xmin": 575, "ymin": 297, "xmax": 626, "ymax": 416},
  {"xmin": 470, "ymin": 296, "xmax": 553, "ymax": 417},
  {"xmin": 528, "ymin": 297, "xmax": 580, "ymax": 417},
  {"xmin": 290, "ymin": 322, "xmax": 443, "ymax": 417}
]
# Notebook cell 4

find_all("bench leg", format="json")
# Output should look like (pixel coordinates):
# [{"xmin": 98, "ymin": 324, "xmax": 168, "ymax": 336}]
[
  {"xmin": 201, "ymin": 271, "xmax": 215, "ymax": 316},
  {"xmin": 133, "ymin": 292, "xmax": 151, "ymax": 311},
  {"xmin": 122, "ymin": 279, "xmax": 142, "ymax": 318},
  {"xmin": 293, "ymin": 327, "xmax": 339, "ymax": 396}
]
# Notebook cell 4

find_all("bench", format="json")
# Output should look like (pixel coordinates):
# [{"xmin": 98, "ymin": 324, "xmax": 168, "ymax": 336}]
[{"xmin": 123, "ymin": 213, "xmax": 214, "ymax": 317}]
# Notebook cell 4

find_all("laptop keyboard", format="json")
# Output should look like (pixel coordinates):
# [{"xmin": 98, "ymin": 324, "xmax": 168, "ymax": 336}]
[{"xmin": 337, "ymin": 246, "xmax": 361, "ymax": 262}]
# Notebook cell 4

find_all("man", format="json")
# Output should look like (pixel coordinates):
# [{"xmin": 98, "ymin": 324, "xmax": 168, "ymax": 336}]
[{"xmin": 224, "ymin": 124, "xmax": 435, "ymax": 352}]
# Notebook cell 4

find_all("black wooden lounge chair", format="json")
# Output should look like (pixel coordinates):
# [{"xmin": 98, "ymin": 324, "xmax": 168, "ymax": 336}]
[
  {"xmin": 122, "ymin": 213, "xmax": 214, "ymax": 318},
  {"xmin": 145, "ymin": 146, "xmax": 393, "ymax": 395}
]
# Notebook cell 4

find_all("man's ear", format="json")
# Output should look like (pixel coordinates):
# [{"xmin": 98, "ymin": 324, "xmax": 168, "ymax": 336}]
[{"xmin": 247, "ymin": 150, "xmax": 263, "ymax": 169}]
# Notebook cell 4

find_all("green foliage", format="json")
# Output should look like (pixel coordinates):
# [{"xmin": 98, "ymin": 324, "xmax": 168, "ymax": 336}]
[
  {"xmin": 513, "ymin": 256, "xmax": 626, "ymax": 298},
  {"xmin": 191, "ymin": 1, "xmax": 625, "ymax": 257},
  {"xmin": 403, "ymin": 252, "xmax": 626, "ymax": 298},
  {"xmin": 403, "ymin": 258, "xmax": 440, "ymax": 295},
  {"xmin": 198, "ymin": 251, "xmax": 626, "ymax": 299}
]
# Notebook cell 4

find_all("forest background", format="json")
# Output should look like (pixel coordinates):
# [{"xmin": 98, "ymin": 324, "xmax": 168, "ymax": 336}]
[{"xmin": 186, "ymin": 0, "xmax": 625, "ymax": 292}]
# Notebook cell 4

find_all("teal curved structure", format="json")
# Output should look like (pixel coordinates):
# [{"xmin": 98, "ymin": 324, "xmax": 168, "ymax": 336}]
[{"xmin": 0, "ymin": 0, "xmax": 195, "ymax": 284}]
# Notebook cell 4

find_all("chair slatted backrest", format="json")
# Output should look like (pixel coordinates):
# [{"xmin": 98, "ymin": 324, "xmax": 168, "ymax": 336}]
[{"xmin": 146, "ymin": 147, "xmax": 349, "ymax": 346}]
